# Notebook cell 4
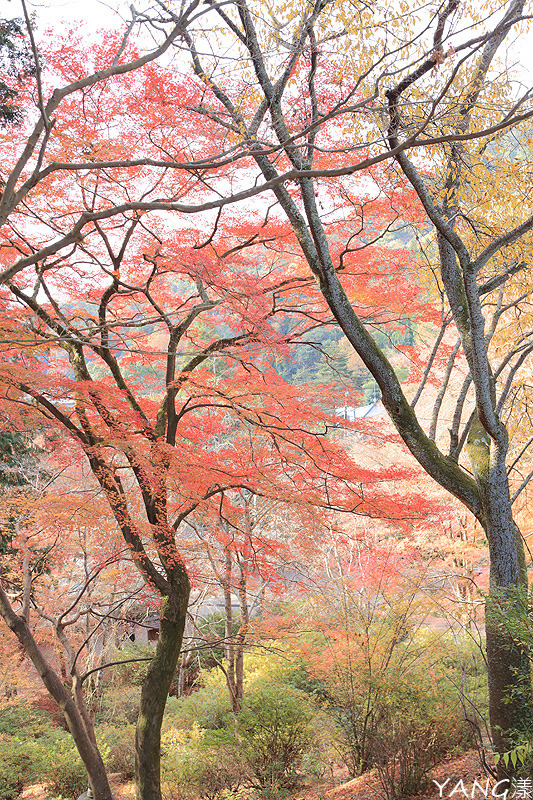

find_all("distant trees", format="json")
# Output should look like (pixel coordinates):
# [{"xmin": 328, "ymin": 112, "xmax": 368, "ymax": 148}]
[
  {"xmin": 185, "ymin": 488, "xmax": 321, "ymax": 710},
  {"xmin": 0, "ymin": 15, "xmax": 34, "ymax": 126}
]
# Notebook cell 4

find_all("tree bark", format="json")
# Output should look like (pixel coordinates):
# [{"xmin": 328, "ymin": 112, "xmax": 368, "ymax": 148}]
[
  {"xmin": 223, "ymin": 544, "xmax": 238, "ymax": 711},
  {"xmin": 0, "ymin": 583, "xmax": 113, "ymax": 800},
  {"xmin": 135, "ymin": 568, "xmax": 191, "ymax": 800},
  {"xmin": 469, "ymin": 428, "xmax": 532, "ymax": 757}
]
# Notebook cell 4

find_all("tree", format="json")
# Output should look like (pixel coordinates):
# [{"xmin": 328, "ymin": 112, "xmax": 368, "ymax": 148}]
[
  {"xmin": 186, "ymin": 488, "xmax": 329, "ymax": 710},
  {"xmin": 156, "ymin": 0, "xmax": 533, "ymax": 761},
  {"xmin": 0, "ymin": 421, "xmax": 132, "ymax": 800},
  {"xmin": 0, "ymin": 15, "xmax": 34, "ymax": 126},
  {"xmin": 0, "ymin": 245, "xmax": 430, "ymax": 798},
  {"xmin": 0, "ymin": 41, "xmax": 440, "ymax": 796}
]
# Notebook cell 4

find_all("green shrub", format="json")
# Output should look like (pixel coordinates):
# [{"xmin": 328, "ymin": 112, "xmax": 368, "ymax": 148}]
[
  {"xmin": 36, "ymin": 733, "xmax": 89, "ymax": 799},
  {"xmin": 0, "ymin": 706, "xmax": 122, "ymax": 800},
  {"xmin": 107, "ymin": 643, "xmax": 153, "ymax": 687},
  {"xmin": 235, "ymin": 685, "xmax": 315, "ymax": 796},
  {"xmin": 96, "ymin": 685, "xmax": 141, "ymax": 725},
  {"xmin": 163, "ymin": 673, "xmax": 232, "ymax": 732},
  {"xmin": 0, "ymin": 734, "xmax": 39, "ymax": 800},
  {"xmin": 160, "ymin": 675, "xmax": 320, "ymax": 799},
  {"xmin": 0, "ymin": 704, "xmax": 60, "ymax": 800},
  {"xmin": 161, "ymin": 725, "xmax": 248, "ymax": 800},
  {"xmin": 0, "ymin": 703, "xmax": 55, "ymax": 738},
  {"xmin": 98, "ymin": 723, "xmax": 135, "ymax": 781}
]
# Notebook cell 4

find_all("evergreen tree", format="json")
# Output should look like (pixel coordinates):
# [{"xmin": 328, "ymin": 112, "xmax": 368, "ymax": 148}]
[{"xmin": 0, "ymin": 18, "xmax": 34, "ymax": 126}]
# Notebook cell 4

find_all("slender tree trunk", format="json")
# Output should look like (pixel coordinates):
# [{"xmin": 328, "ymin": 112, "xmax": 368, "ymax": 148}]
[
  {"xmin": 235, "ymin": 555, "xmax": 250, "ymax": 708},
  {"xmin": 177, "ymin": 617, "xmax": 193, "ymax": 698},
  {"xmin": 233, "ymin": 492, "xmax": 256, "ymax": 707},
  {"xmin": 223, "ymin": 545, "xmax": 239, "ymax": 711},
  {"xmin": 0, "ymin": 583, "xmax": 113, "ymax": 800},
  {"xmin": 135, "ymin": 570, "xmax": 190, "ymax": 800}
]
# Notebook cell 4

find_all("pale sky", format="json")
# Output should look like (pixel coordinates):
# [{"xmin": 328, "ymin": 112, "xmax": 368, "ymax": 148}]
[
  {"xmin": 6, "ymin": 0, "xmax": 533, "ymax": 83},
  {"xmin": 10, "ymin": 0, "xmax": 130, "ymax": 29}
]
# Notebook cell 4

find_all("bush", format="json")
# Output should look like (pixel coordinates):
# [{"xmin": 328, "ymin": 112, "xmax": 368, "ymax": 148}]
[
  {"xmin": 98, "ymin": 723, "xmax": 136, "ymax": 780},
  {"xmin": 0, "ymin": 727, "xmax": 90, "ymax": 800},
  {"xmin": 367, "ymin": 661, "xmax": 474, "ymax": 800},
  {"xmin": 107, "ymin": 643, "xmax": 153, "ymax": 687},
  {"xmin": 161, "ymin": 725, "xmax": 248, "ymax": 800},
  {"xmin": 0, "ymin": 734, "xmax": 38, "ymax": 800},
  {"xmin": 372, "ymin": 716, "xmax": 441, "ymax": 800},
  {"xmin": 235, "ymin": 685, "xmax": 315, "ymax": 796},
  {"xmin": 0, "ymin": 704, "xmax": 125, "ymax": 800},
  {"xmin": 160, "ymin": 670, "xmax": 321, "ymax": 800},
  {"xmin": 96, "ymin": 685, "xmax": 141, "ymax": 725},
  {"xmin": 163, "ymin": 672, "xmax": 232, "ymax": 732},
  {"xmin": 0, "ymin": 704, "xmax": 61, "ymax": 800},
  {"xmin": 299, "ymin": 621, "xmax": 477, "ymax": 782},
  {"xmin": 35, "ymin": 732, "xmax": 90, "ymax": 799},
  {"xmin": 0, "ymin": 702, "xmax": 55, "ymax": 738}
]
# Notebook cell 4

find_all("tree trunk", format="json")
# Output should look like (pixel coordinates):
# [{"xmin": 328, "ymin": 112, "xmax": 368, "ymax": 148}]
[
  {"xmin": 0, "ymin": 583, "xmax": 113, "ymax": 800},
  {"xmin": 467, "ymin": 420, "xmax": 532, "ymax": 758},
  {"xmin": 223, "ymin": 545, "xmax": 238, "ymax": 711},
  {"xmin": 135, "ymin": 572, "xmax": 190, "ymax": 800},
  {"xmin": 484, "ymin": 507, "xmax": 531, "ymax": 761},
  {"xmin": 486, "ymin": 623, "xmax": 531, "ymax": 752},
  {"xmin": 235, "ymin": 556, "xmax": 250, "ymax": 709}
]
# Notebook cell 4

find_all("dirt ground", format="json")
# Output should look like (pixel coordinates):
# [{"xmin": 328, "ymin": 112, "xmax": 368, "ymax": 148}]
[
  {"xmin": 301, "ymin": 750, "xmax": 488, "ymax": 799},
  {"xmin": 20, "ymin": 773, "xmax": 135, "ymax": 800},
  {"xmin": 20, "ymin": 750, "xmax": 489, "ymax": 800}
]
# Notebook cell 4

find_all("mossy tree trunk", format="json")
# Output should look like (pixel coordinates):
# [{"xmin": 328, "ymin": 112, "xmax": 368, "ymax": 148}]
[
  {"xmin": 135, "ymin": 570, "xmax": 191, "ymax": 800},
  {"xmin": 467, "ymin": 417, "xmax": 531, "ymax": 758}
]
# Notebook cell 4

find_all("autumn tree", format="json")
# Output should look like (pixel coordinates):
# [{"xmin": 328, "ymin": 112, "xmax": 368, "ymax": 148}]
[
  {"xmin": 0, "ymin": 418, "xmax": 139, "ymax": 800},
  {"xmin": 185, "ymin": 488, "xmax": 329, "ymax": 710},
  {"xmin": 155, "ymin": 0, "xmax": 533, "ymax": 761},
  {"xmin": 0, "ymin": 237, "xmax": 430, "ymax": 798},
  {"xmin": 0, "ymin": 32, "xmax": 442, "ymax": 797},
  {"xmin": 2, "ymin": 0, "xmax": 533, "ymax": 780}
]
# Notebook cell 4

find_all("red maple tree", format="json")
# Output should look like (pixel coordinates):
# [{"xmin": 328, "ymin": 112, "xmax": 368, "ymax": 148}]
[{"xmin": 0, "ymin": 31, "xmax": 444, "ymax": 800}]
